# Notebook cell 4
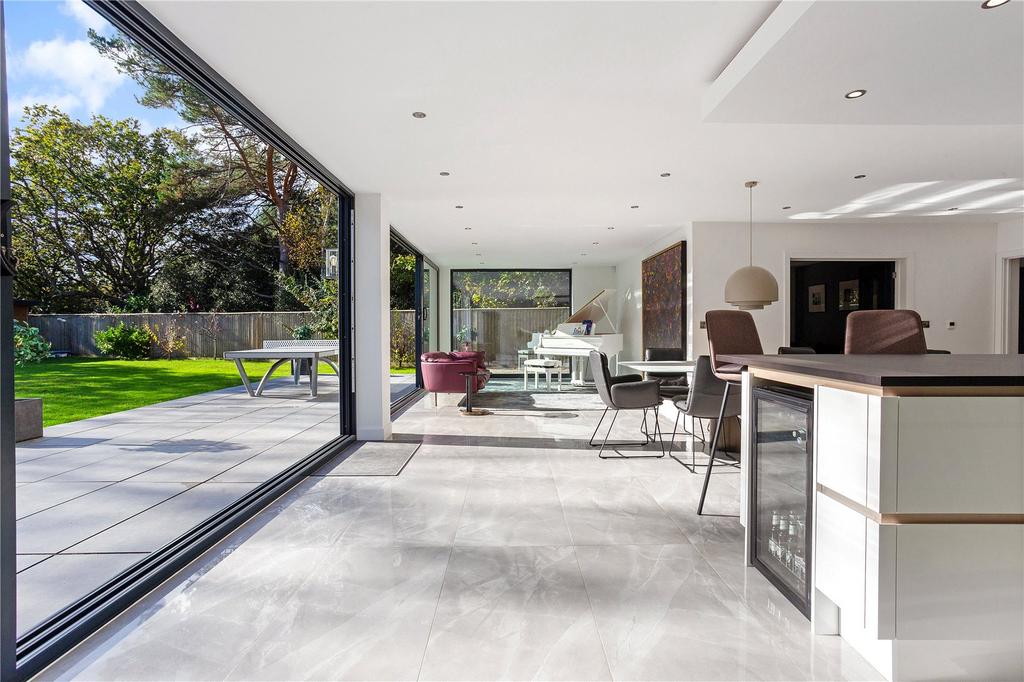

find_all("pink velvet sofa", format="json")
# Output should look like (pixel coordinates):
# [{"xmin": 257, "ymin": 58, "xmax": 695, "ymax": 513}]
[{"xmin": 421, "ymin": 351, "xmax": 491, "ymax": 405}]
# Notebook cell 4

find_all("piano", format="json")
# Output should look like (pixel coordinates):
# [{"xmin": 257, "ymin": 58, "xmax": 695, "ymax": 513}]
[{"xmin": 532, "ymin": 289, "xmax": 623, "ymax": 384}]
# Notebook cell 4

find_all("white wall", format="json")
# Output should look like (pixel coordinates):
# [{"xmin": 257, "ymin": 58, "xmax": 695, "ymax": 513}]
[
  {"xmin": 613, "ymin": 220, "xmax": 1004, "ymax": 360},
  {"xmin": 572, "ymin": 266, "xmax": 617, "ymax": 331},
  {"xmin": 354, "ymin": 193, "xmax": 392, "ymax": 440},
  {"xmin": 613, "ymin": 226, "xmax": 692, "ymax": 361},
  {"xmin": 688, "ymin": 221, "xmax": 999, "ymax": 356}
]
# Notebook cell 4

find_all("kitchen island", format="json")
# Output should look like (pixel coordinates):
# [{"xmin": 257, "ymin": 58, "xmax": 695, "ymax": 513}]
[{"xmin": 720, "ymin": 354, "xmax": 1024, "ymax": 682}]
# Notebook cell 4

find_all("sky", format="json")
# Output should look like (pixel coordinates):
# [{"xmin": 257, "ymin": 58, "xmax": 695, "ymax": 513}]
[{"xmin": 4, "ymin": 0, "xmax": 183, "ymax": 132}]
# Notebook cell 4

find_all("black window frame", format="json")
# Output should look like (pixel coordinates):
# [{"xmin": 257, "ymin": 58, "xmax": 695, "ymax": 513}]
[
  {"xmin": 449, "ymin": 267, "xmax": 573, "ymax": 339},
  {"xmin": 389, "ymin": 227, "xmax": 438, "ymax": 412},
  {"xmin": 0, "ymin": 1, "xmax": 357, "ymax": 677}
]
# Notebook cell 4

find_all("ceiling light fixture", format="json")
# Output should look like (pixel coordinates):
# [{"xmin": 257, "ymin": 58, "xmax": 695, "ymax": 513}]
[
  {"xmin": 630, "ymin": 205, "xmax": 639, "ymax": 209},
  {"xmin": 724, "ymin": 180, "xmax": 779, "ymax": 310},
  {"xmin": 782, "ymin": 206, "xmax": 792, "ymax": 210},
  {"xmin": 471, "ymin": 241, "xmax": 478, "ymax": 245},
  {"xmin": 455, "ymin": 205, "xmax": 464, "ymax": 209},
  {"xmin": 412, "ymin": 111, "xmax": 427, "ymax": 118},
  {"xmin": 844, "ymin": 89, "xmax": 867, "ymax": 99},
  {"xmin": 607, "ymin": 226, "xmax": 615, "ymax": 230},
  {"xmin": 947, "ymin": 207, "xmax": 959, "ymax": 211},
  {"xmin": 981, "ymin": 0, "xmax": 1010, "ymax": 8},
  {"xmin": 464, "ymin": 227, "xmax": 472, "ymax": 231},
  {"xmin": 660, "ymin": 172, "xmax": 671, "ymax": 178},
  {"xmin": 854, "ymin": 174, "xmax": 867, "ymax": 179},
  {"xmin": 592, "ymin": 241, "xmax": 599, "ymax": 245},
  {"xmin": 439, "ymin": 171, "xmax": 450, "ymax": 176}
]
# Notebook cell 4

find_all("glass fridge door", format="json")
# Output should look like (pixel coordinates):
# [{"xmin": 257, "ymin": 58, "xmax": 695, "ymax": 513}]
[{"xmin": 752, "ymin": 388, "xmax": 812, "ymax": 616}]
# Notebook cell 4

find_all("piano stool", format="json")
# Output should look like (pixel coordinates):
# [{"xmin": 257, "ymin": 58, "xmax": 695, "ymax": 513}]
[{"xmin": 523, "ymin": 358, "xmax": 565, "ymax": 391}]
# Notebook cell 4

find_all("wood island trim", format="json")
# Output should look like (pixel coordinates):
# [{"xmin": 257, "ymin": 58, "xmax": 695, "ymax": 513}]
[{"xmin": 817, "ymin": 484, "xmax": 1024, "ymax": 525}]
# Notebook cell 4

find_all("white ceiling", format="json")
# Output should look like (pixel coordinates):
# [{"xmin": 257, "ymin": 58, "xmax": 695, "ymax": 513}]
[{"xmin": 141, "ymin": 0, "xmax": 1024, "ymax": 267}]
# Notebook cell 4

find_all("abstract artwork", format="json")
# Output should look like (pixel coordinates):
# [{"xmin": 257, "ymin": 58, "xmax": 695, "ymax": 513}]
[{"xmin": 642, "ymin": 241, "xmax": 687, "ymax": 352}]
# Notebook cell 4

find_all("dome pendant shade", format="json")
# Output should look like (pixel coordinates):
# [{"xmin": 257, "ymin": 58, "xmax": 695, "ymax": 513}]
[
  {"xmin": 725, "ymin": 179, "xmax": 779, "ymax": 310},
  {"xmin": 724, "ymin": 265, "xmax": 779, "ymax": 310}
]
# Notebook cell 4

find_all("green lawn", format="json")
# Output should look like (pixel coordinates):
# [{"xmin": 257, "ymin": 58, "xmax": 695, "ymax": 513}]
[
  {"xmin": 16, "ymin": 357, "xmax": 276, "ymax": 427},
  {"xmin": 390, "ymin": 367, "xmax": 416, "ymax": 375}
]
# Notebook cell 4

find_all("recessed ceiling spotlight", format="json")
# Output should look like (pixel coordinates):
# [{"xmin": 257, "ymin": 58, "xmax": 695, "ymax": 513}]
[
  {"xmin": 471, "ymin": 241, "xmax": 478, "ymax": 245},
  {"xmin": 439, "ymin": 171, "xmax": 450, "ymax": 176},
  {"xmin": 607, "ymin": 226, "xmax": 615, "ymax": 230},
  {"xmin": 660, "ymin": 172, "xmax": 671, "ymax": 178},
  {"xmin": 947, "ymin": 207, "xmax": 959, "ymax": 211},
  {"xmin": 478, "ymin": 262, "xmax": 484, "ymax": 265},
  {"xmin": 854, "ymin": 174, "xmax": 867, "ymax": 179},
  {"xmin": 412, "ymin": 111, "xmax": 427, "ymax": 118},
  {"xmin": 844, "ymin": 89, "xmax": 867, "ymax": 99},
  {"xmin": 581, "ymin": 253, "xmax": 588, "ymax": 256},
  {"xmin": 455, "ymin": 205, "xmax": 464, "ymax": 209},
  {"xmin": 630, "ymin": 205, "xmax": 639, "ymax": 209},
  {"xmin": 464, "ymin": 227, "xmax": 472, "ymax": 230},
  {"xmin": 592, "ymin": 241, "xmax": 600, "ymax": 245},
  {"xmin": 782, "ymin": 206, "xmax": 792, "ymax": 210},
  {"xmin": 475, "ymin": 253, "xmax": 482, "ymax": 256},
  {"xmin": 981, "ymin": 0, "xmax": 1010, "ymax": 8}
]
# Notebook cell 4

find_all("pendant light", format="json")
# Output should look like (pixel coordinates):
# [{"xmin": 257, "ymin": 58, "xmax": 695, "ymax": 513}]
[{"xmin": 724, "ymin": 180, "xmax": 779, "ymax": 310}]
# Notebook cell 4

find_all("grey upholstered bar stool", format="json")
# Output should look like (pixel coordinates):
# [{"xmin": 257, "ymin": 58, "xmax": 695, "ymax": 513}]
[
  {"xmin": 669, "ymin": 355, "xmax": 741, "ymax": 472},
  {"xmin": 589, "ymin": 350, "xmax": 666, "ymax": 458},
  {"xmin": 699, "ymin": 310, "xmax": 764, "ymax": 515}
]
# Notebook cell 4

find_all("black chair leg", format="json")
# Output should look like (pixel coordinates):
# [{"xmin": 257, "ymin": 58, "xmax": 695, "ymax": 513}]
[
  {"xmin": 589, "ymin": 407, "xmax": 609, "ymax": 447},
  {"xmin": 597, "ymin": 406, "xmax": 666, "ymax": 459},
  {"xmin": 697, "ymin": 382, "xmax": 732, "ymax": 515}
]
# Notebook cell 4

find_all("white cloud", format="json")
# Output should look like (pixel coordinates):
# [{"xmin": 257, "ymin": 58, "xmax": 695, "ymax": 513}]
[
  {"xmin": 21, "ymin": 37, "xmax": 124, "ymax": 112},
  {"xmin": 10, "ymin": 91, "xmax": 83, "ymax": 116},
  {"xmin": 60, "ymin": 0, "xmax": 110, "ymax": 33}
]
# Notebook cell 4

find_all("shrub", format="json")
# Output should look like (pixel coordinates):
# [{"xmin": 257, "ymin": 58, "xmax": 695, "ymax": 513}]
[
  {"xmin": 13, "ymin": 321, "xmax": 51, "ymax": 366},
  {"xmin": 292, "ymin": 323, "xmax": 314, "ymax": 340},
  {"xmin": 146, "ymin": 321, "xmax": 187, "ymax": 359},
  {"xmin": 94, "ymin": 322, "xmax": 155, "ymax": 360}
]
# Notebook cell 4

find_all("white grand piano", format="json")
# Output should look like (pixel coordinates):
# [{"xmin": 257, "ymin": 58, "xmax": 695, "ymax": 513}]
[{"xmin": 532, "ymin": 289, "xmax": 623, "ymax": 385}]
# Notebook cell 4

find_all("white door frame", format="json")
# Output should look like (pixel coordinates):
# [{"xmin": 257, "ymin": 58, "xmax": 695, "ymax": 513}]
[
  {"xmin": 994, "ymin": 250, "xmax": 1024, "ymax": 353},
  {"xmin": 783, "ymin": 253, "xmax": 911, "ymax": 347}
]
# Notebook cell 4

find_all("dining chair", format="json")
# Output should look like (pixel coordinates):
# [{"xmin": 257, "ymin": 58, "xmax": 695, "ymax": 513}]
[
  {"xmin": 668, "ymin": 355, "xmax": 741, "ymax": 472},
  {"xmin": 844, "ymin": 309, "xmax": 927, "ymax": 354},
  {"xmin": 699, "ymin": 310, "xmax": 764, "ymax": 515},
  {"xmin": 589, "ymin": 350, "xmax": 666, "ymax": 458},
  {"xmin": 643, "ymin": 347, "xmax": 690, "ymax": 398}
]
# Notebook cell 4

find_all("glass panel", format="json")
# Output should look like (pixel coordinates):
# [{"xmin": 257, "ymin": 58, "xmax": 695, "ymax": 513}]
[
  {"xmin": 450, "ymin": 270, "xmax": 571, "ymax": 370},
  {"xmin": 753, "ymin": 393, "xmax": 810, "ymax": 606},
  {"xmin": 422, "ymin": 262, "xmax": 438, "ymax": 355},
  {"xmin": 7, "ymin": 1, "xmax": 343, "ymax": 637},
  {"xmin": 389, "ymin": 236, "xmax": 417, "ymax": 402}
]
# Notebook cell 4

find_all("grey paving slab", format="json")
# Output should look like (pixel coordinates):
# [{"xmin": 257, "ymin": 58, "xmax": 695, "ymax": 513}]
[
  {"xmin": 16, "ymin": 480, "xmax": 113, "ymax": 519},
  {"xmin": 17, "ymin": 482, "xmax": 194, "ymax": 553},
  {"xmin": 18, "ymin": 553, "xmax": 145, "ymax": 633},
  {"xmin": 16, "ymin": 554, "xmax": 50, "ymax": 572},
  {"xmin": 73, "ymin": 483, "xmax": 258, "ymax": 553}
]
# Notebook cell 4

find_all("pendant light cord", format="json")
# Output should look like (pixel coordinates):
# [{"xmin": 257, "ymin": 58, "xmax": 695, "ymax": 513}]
[{"xmin": 748, "ymin": 183, "xmax": 753, "ymax": 266}]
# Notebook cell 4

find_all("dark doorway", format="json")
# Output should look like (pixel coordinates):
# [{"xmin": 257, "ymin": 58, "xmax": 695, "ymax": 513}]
[
  {"xmin": 1018, "ymin": 261, "xmax": 1023, "ymax": 354},
  {"xmin": 790, "ymin": 260, "xmax": 897, "ymax": 353}
]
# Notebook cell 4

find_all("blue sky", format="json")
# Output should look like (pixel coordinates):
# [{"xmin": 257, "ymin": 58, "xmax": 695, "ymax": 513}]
[{"xmin": 5, "ymin": 0, "xmax": 183, "ymax": 131}]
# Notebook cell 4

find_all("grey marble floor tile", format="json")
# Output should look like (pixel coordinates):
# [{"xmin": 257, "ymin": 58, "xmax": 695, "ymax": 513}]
[
  {"xmin": 17, "ymin": 482, "xmax": 194, "ymax": 553},
  {"xmin": 454, "ymin": 475, "xmax": 573, "ymax": 547},
  {"xmin": 224, "ymin": 545, "xmax": 450, "ymax": 681},
  {"xmin": 16, "ymin": 553, "xmax": 50, "ymax": 572},
  {"xmin": 315, "ymin": 440, "xmax": 420, "ymax": 476},
  {"xmin": 419, "ymin": 545, "xmax": 611, "ymax": 681},
  {"xmin": 555, "ymin": 476, "xmax": 689, "ymax": 546},
  {"xmin": 18, "ymin": 553, "xmax": 145, "ymax": 633}
]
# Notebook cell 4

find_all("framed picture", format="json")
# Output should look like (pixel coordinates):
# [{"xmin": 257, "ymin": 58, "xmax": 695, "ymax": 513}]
[
  {"xmin": 808, "ymin": 284, "xmax": 826, "ymax": 313},
  {"xmin": 641, "ymin": 241, "xmax": 687, "ymax": 353},
  {"xmin": 839, "ymin": 279, "xmax": 860, "ymax": 310}
]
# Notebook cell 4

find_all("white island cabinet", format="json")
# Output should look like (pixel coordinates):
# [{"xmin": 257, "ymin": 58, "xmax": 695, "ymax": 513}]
[{"xmin": 725, "ymin": 354, "xmax": 1024, "ymax": 682}]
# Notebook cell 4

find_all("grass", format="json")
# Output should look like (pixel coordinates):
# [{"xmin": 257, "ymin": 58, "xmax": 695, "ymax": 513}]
[
  {"xmin": 15, "ymin": 357, "xmax": 276, "ymax": 427},
  {"xmin": 390, "ymin": 367, "xmax": 416, "ymax": 375}
]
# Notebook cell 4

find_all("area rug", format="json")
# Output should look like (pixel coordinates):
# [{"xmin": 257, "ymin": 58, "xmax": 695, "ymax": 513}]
[
  {"xmin": 314, "ymin": 440, "xmax": 420, "ymax": 476},
  {"xmin": 467, "ymin": 380, "xmax": 605, "ymax": 413}
]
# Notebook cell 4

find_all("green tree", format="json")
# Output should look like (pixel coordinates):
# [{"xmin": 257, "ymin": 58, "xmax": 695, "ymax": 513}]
[
  {"xmin": 10, "ymin": 105, "xmax": 211, "ymax": 312},
  {"xmin": 451, "ymin": 270, "xmax": 569, "ymax": 309},
  {"xmin": 91, "ymin": 30, "xmax": 312, "ymax": 273},
  {"xmin": 390, "ymin": 253, "xmax": 416, "ymax": 309}
]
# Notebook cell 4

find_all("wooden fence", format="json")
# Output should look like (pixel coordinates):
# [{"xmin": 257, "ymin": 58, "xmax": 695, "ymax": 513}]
[
  {"xmin": 28, "ymin": 307, "xmax": 569, "ymax": 366},
  {"xmin": 452, "ymin": 307, "xmax": 569, "ymax": 368},
  {"xmin": 29, "ymin": 311, "xmax": 318, "ymax": 358}
]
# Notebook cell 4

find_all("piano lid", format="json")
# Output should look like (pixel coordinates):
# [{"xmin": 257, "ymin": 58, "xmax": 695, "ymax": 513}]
[{"xmin": 566, "ymin": 289, "xmax": 616, "ymax": 333}]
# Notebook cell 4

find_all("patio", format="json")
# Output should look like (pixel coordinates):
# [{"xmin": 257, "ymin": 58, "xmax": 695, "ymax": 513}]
[{"xmin": 15, "ymin": 375, "xmax": 340, "ymax": 635}]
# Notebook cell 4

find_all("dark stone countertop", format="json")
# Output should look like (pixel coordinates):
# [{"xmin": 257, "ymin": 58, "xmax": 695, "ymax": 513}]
[{"xmin": 717, "ymin": 354, "xmax": 1024, "ymax": 387}]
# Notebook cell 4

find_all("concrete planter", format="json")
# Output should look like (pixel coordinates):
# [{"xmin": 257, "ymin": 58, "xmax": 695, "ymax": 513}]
[{"xmin": 16, "ymin": 398, "xmax": 43, "ymax": 442}]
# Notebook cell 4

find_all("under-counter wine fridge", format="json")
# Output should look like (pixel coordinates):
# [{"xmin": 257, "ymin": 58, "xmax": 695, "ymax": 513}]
[{"xmin": 750, "ymin": 386, "xmax": 813, "ymax": 617}]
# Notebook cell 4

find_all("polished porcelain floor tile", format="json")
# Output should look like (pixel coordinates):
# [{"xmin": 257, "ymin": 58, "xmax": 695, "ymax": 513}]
[{"xmin": 41, "ymin": 393, "xmax": 881, "ymax": 681}]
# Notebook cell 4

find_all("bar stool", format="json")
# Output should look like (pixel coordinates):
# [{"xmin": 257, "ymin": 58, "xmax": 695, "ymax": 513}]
[
  {"xmin": 844, "ymin": 309, "xmax": 927, "ymax": 354},
  {"xmin": 698, "ymin": 310, "xmax": 764, "ymax": 515}
]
